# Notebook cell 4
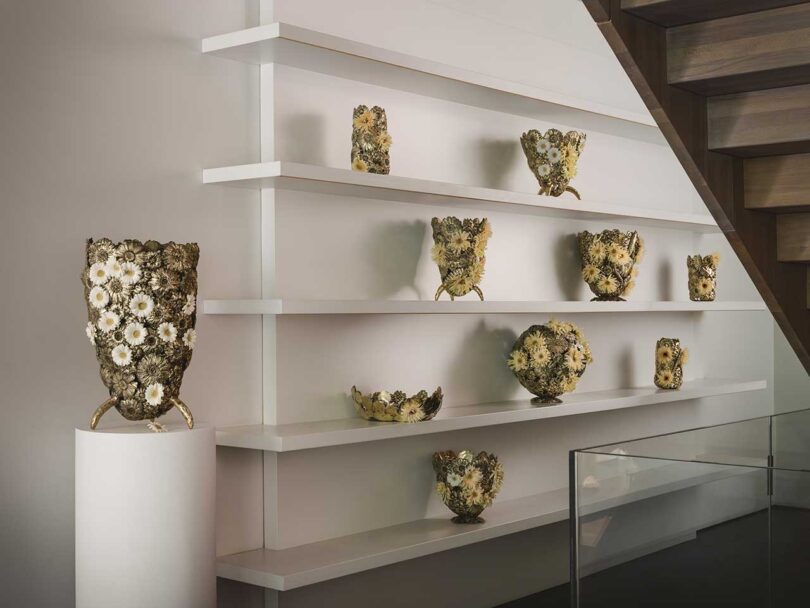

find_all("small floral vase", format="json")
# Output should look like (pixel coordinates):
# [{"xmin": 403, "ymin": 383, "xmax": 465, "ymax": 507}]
[
  {"xmin": 433, "ymin": 450, "xmax": 504, "ymax": 524},
  {"xmin": 520, "ymin": 128, "xmax": 586, "ymax": 199},
  {"xmin": 577, "ymin": 229, "xmax": 644, "ymax": 301},
  {"xmin": 82, "ymin": 238, "xmax": 199, "ymax": 430},
  {"xmin": 351, "ymin": 105, "xmax": 392, "ymax": 174},
  {"xmin": 654, "ymin": 338, "xmax": 688, "ymax": 390},
  {"xmin": 350, "ymin": 386, "xmax": 443, "ymax": 422},
  {"xmin": 507, "ymin": 320, "xmax": 592, "ymax": 404},
  {"xmin": 687, "ymin": 253, "xmax": 720, "ymax": 302},
  {"xmin": 431, "ymin": 216, "xmax": 491, "ymax": 301}
]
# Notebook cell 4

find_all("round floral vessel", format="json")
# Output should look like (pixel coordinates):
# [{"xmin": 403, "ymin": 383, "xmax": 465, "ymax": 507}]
[
  {"xmin": 508, "ymin": 320, "xmax": 592, "ymax": 404},
  {"xmin": 351, "ymin": 105, "xmax": 391, "ymax": 174},
  {"xmin": 687, "ymin": 253, "xmax": 720, "ymax": 302},
  {"xmin": 520, "ymin": 128, "xmax": 586, "ymax": 199},
  {"xmin": 350, "ymin": 386, "xmax": 443, "ymax": 423},
  {"xmin": 431, "ymin": 216, "xmax": 491, "ymax": 301},
  {"xmin": 654, "ymin": 337, "xmax": 688, "ymax": 390},
  {"xmin": 577, "ymin": 229, "xmax": 643, "ymax": 301},
  {"xmin": 433, "ymin": 450, "xmax": 504, "ymax": 524},
  {"xmin": 82, "ymin": 238, "xmax": 198, "ymax": 430}
]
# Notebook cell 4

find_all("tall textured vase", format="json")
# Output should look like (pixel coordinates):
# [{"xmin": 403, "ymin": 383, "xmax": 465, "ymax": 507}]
[
  {"xmin": 654, "ymin": 338, "xmax": 688, "ymax": 390},
  {"xmin": 687, "ymin": 253, "xmax": 720, "ymax": 301},
  {"xmin": 431, "ymin": 216, "xmax": 491, "ymax": 300},
  {"xmin": 351, "ymin": 105, "xmax": 392, "ymax": 174},
  {"xmin": 83, "ymin": 238, "xmax": 199, "ymax": 430}
]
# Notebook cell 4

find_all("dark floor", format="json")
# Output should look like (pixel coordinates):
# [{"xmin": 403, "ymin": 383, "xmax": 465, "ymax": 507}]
[{"xmin": 500, "ymin": 506, "xmax": 810, "ymax": 607}]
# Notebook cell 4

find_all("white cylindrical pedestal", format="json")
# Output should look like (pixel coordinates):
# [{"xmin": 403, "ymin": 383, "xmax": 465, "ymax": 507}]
[{"xmin": 76, "ymin": 424, "xmax": 215, "ymax": 608}]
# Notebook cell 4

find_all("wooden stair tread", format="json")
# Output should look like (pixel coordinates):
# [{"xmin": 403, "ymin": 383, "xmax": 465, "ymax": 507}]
[
  {"xmin": 745, "ymin": 153, "xmax": 810, "ymax": 210},
  {"xmin": 708, "ymin": 84, "xmax": 810, "ymax": 156},
  {"xmin": 623, "ymin": 0, "xmax": 809, "ymax": 28},
  {"xmin": 667, "ymin": 3, "xmax": 810, "ymax": 95}
]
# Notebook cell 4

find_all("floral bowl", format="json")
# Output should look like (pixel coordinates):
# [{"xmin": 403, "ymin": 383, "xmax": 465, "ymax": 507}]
[
  {"xmin": 350, "ymin": 386, "xmax": 443, "ymax": 423},
  {"xmin": 433, "ymin": 450, "xmax": 504, "ymax": 523},
  {"xmin": 577, "ymin": 229, "xmax": 643, "ymax": 301},
  {"xmin": 431, "ymin": 216, "xmax": 491, "ymax": 300},
  {"xmin": 507, "ymin": 320, "xmax": 592, "ymax": 404},
  {"xmin": 520, "ymin": 128, "xmax": 586, "ymax": 199}
]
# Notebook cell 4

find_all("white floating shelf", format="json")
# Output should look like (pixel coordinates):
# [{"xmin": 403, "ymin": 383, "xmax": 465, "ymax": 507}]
[
  {"xmin": 202, "ymin": 22, "xmax": 656, "ymax": 128},
  {"xmin": 216, "ymin": 379, "xmax": 767, "ymax": 452},
  {"xmin": 203, "ymin": 299, "xmax": 766, "ymax": 315},
  {"xmin": 216, "ymin": 463, "xmax": 746, "ymax": 590},
  {"xmin": 203, "ymin": 161, "xmax": 718, "ymax": 231}
]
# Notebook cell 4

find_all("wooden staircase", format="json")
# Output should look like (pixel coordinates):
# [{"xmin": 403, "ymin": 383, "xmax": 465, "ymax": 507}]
[{"xmin": 584, "ymin": 0, "xmax": 810, "ymax": 372}]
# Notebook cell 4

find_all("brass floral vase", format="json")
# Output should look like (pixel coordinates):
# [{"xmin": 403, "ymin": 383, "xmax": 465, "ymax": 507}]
[
  {"xmin": 431, "ymin": 216, "xmax": 491, "ymax": 300},
  {"xmin": 577, "ymin": 229, "xmax": 644, "ymax": 301},
  {"xmin": 82, "ymin": 238, "xmax": 199, "ymax": 430},
  {"xmin": 654, "ymin": 338, "xmax": 688, "ymax": 390},
  {"xmin": 350, "ymin": 386, "xmax": 443, "ymax": 422},
  {"xmin": 520, "ymin": 128, "xmax": 586, "ymax": 199},
  {"xmin": 687, "ymin": 253, "xmax": 720, "ymax": 302},
  {"xmin": 433, "ymin": 450, "xmax": 504, "ymax": 524},
  {"xmin": 351, "ymin": 105, "xmax": 391, "ymax": 174},
  {"xmin": 508, "ymin": 320, "xmax": 592, "ymax": 404}
]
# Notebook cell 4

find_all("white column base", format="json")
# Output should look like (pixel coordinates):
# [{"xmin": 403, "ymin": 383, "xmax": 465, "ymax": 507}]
[{"xmin": 75, "ymin": 424, "xmax": 215, "ymax": 608}]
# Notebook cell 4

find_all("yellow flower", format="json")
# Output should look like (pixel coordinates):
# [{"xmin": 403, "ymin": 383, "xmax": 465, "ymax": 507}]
[
  {"xmin": 597, "ymin": 275, "xmax": 618, "ymax": 294},
  {"xmin": 353, "ymin": 109, "xmax": 375, "ymax": 132},
  {"xmin": 465, "ymin": 486, "xmax": 484, "ymax": 506},
  {"xmin": 679, "ymin": 348, "xmax": 689, "ymax": 366},
  {"xmin": 564, "ymin": 148, "xmax": 578, "ymax": 180},
  {"xmin": 695, "ymin": 278, "xmax": 714, "ymax": 297},
  {"xmin": 473, "ymin": 235, "xmax": 488, "ymax": 257},
  {"xmin": 449, "ymin": 273, "xmax": 474, "ymax": 296},
  {"xmin": 462, "ymin": 467, "xmax": 483, "ymax": 491},
  {"xmin": 582, "ymin": 265, "xmax": 600, "ymax": 282},
  {"xmin": 436, "ymin": 481, "xmax": 450, "ymax": 502},
  {"xmin": 547, "ymin": 318, "xmax": 570, "ymax": 335},
  {"xmin": 622, "ymin": 280, "xmax": 636, "ymax": 296},
  {"xmin": 562, "ymin": 374, "xmax": 579, "ymax": 393},
  {"xmin": 656, "ymin": 370, "xmax": 675, "ymax": 388},
  {"xmin": 530, "ymin": 347, "xmax": 551, "ymax": 369},
  {"xmin": 587, "ymin": 242, "xmax": 607, "ymax": 264},
  {"xmin": 635, "ymin": 238, "xmax": 645, "ymax": 263},
  {"xmin": 431, "ymin": 243, "xmax": 447, "ymax": 266},
  {"xmin": 565, "ymin": 347, "xmax": 585, "ymax": 372},
  {"xmin": 447, "ymin": 230, "xmax": 471, "ymax": 254},
  {"xmin": 523, "ymin": 332, "xmax": 546, "ymax": 351},
  {"xmin": 607, "ymin": 244, "xmax": 630, "ymax": 265},
  {"xmin": 507, "ymin": 350, "xmax": 529, "ymax": 372},
  {"xmin": 480, "ymin": 219, "xmax": 493, "ymax": 242},
  {"xmin": 470, "ymin": 259, "xmax": 485, "ymax": 285},
  {"xmin": 351, "ymin": 157, "xmax": 368, "ymax": 172},
  {"xmin": 656, "ymin": 345, "xmax": 674, "ymax": 365},
  {"xmin": 630, "ymin": 266, "xmax": 639, "ymax": 279},
  {"xmin": 399, "ymin": 398, "xmax": 424, "ymax": 423},
  {"xmin": 709, "ymin": 252, "xmax": 721, "ymax": 267},
  {"xmin": 375, "ymin": 131, "xmax": 392, "ymax": 150}
]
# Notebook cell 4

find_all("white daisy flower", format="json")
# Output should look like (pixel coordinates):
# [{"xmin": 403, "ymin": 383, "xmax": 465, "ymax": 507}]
[
  {"xmin": 536, "ymin": 138, "xmax": 550, "ymax": 153},
  {"xmin": 446, "ymin": 473, "xmax": 463, "ymax": 488},
  {"xmin": 85, "ymin": 322, "xmax": 96, "ymax": 345},
  {"xmin": 129, "ymin": 293, "xmax": 154, "ymax": 318},
  {"xmin": 89, "ymin": 286, "xmax": 109, "ymax": 309},
  {"xmin": 124, "ymin": 322, "xmax": 147, "ymax": 346},
  {"xmin": 182, "ymin": 294, "xmax": 196, "ymax": 316},
  {"xmin": 98, "ymin": 310, "xmax": 120, "ymax": 333},
  {"xmin": 145, "ymin": 383, "xmax": 164, "ymax": 406},
  {"xmin": 182, "ymin": 328, "xmax": 197, "ymax": 350},
  {"xmin": 88, "ymin": 262, "xmax": 109, "ymax": 285},
  {"xmin": 111, "ymin": 344, "xmax": 132, "ymax": 367},
  {"xmin": 119, "ymin": 262, "xmax": 141, "ymax": 285},
  {"xmin": 538, "ymin": 164, "xmax": 551, "ymax": 177},
  {"xmin": 548, "ymin": 147, "xmax": 561, "ymax": 163},
  {"xmin": 158, "ymin": 322, "xmax": 177, "ymax": 343},
  {"xmin": 105, "ymin": 258, "xmax": 123, "ymax": 278}
]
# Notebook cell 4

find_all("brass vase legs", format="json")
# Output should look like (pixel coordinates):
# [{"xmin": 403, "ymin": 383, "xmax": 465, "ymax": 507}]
[
  {"xmin": 89, "ymin": 396, "xmax": 194, "ymax": 430},
  {"xmin": 537, "ymin": 186, "xmax": 581, "ymax": 200},
  {"xmin": 434, "ymin": 284, "xmax": 485, "ymax": 301},
  {"xmin": 565, "ymin": 186, "xmax": 581, "ymax": 200},
  {"xmin": 89, "ymin": 397, "xmax": 117, "ymax": 430},
  {"xmin": 171, "ymin": 397, "xmax": 194, "ymax": 429}
]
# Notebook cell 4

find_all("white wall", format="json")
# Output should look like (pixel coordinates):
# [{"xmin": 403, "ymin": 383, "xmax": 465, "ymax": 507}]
[{"xmin": 0, "ymin": 1, "xmax": 263, "ymax": 605}]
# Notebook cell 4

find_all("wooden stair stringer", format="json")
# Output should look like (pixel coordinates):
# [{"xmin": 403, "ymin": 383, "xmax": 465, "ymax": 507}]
[{"xmin": 586, "ymin": 0, "xmax": 810, "ymax": 372}]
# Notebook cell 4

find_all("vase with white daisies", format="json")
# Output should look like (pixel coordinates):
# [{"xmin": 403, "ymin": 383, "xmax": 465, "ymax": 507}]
[
  {"xmin": 520, "ymin": 128, "xmax": 586, "ymax": 199},
  {"xmin": 577, "ymin": 229, "xmax": 644, "ymax": 301},
  {"xmin": 82, "ymin": 238, "xmax": 199, "ymax": 431},
  {"xmin": 433, "ymin": 450, "xmax": 504, "ymax": 524}
]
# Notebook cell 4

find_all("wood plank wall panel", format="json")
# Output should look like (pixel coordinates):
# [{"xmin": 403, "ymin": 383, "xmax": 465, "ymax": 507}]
[
  {"xmin": 667, "ymin": 3, "xmax": 810, "ymax": 94},
  {"xmin": 623, "ymin": 0, "xmax": 808, "ymax": 27},
  {"xmin": 745, "ymin": 153, "xmax": 810, "ymax": 209},
  {"xmin": 708, "ymin": 84, "xmax": 810, "ymax": 156},
  {"xmin": 777, "ymin": 213, "xmax": 810, "ymax": 260}
]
